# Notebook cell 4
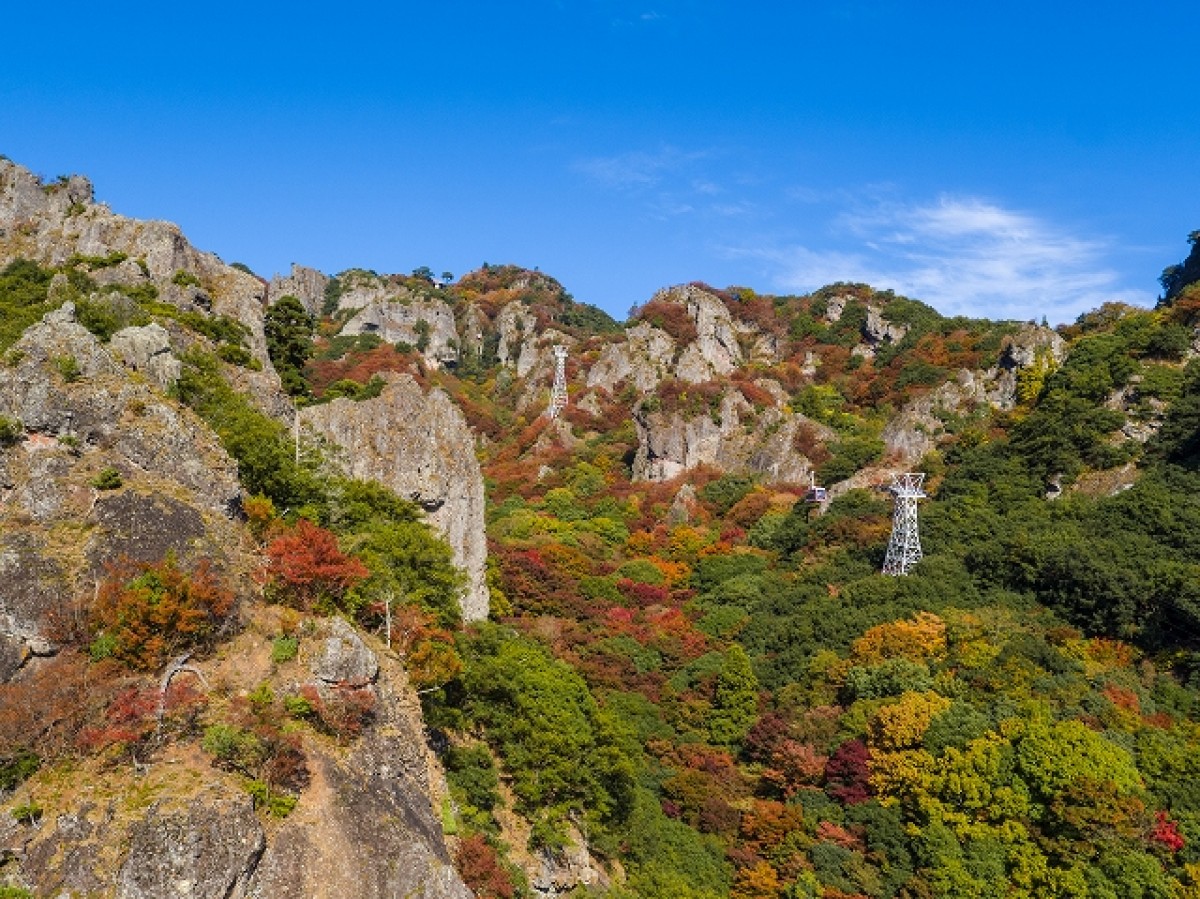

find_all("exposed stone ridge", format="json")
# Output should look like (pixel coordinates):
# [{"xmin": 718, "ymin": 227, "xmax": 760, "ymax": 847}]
[
  {"xmin": 587, "ymin": 322, "xmax": 676, "ymax": 394},
  {"xmin": 495, "ymin": 300, "xmax": 538, "ymax": 369},
  {"xmin": 881, "ymin": 324, "xmax": 1068, "ymax": 464},
  {"xmin": 0, "ymin": 304, "xmax": 240, "ymax": 515},
  {"xmin": 585, "ymin": 284, "xmax": 779, "ymax": 397},
  {"xmin": 0, "ymin": 158, "xmax": 279, "ymax": 382},
  {"xmin": 632, "ymin": 387, "xmax": 835, "ymax": 484},
  {"xmin": 300, "ymin": 374, "xmax": 489, "ymax": 621},
  {"xmin": 341, "ymin": 296, "xmax": 460, "ymax": 367},
  {"xmin": 266, "ymin": 262, "xmax": 330, "ymax": 316}
]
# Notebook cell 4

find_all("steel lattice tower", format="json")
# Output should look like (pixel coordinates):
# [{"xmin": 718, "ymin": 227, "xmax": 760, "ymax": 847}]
[
  {"xmin": 882, "ymin": 472, "xmax": 926, "ymax": 576},
  {"xmin": 547, "ymin": 345, "xmax": 569, "ymax": 418}
]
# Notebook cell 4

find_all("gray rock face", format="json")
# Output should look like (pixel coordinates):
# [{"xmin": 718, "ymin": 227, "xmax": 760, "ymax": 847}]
[
  {"xmin": 632, "ymin": 391, "xmax": 834, "ymax": 484},
  {"xmin": 0, "ymin": 305, "xmax": 240, "ymax": 516},
  {"xmin": 86, "ymin": 491, "xmax": 219, "ymax": 572},
  {"xmin": 116, "ymin": 798, "xmax": 265, "ymax": 899},
  {"xmin": 249, "ymin": 648, "xmax": 469, "ymax": 899},
  {"xmin": 864, "ymin": 305, "xmax": 909, "ymax": 345},
  {"xmin": 881, "ymin": 324, "xmax": 1069, "ymax": 464},
  {"xmin": 587, "ymin": 323, "xmax": 675, "ymax": 394},
  {"xmin": 16, "ymin": 801, "xmax": 112, "ymax": 895},
  {"xmin": 311, "ymin": 617, "xmax": 379, "ymax": 686},
  {"xmin": 990, "ymin": 324, "xmax": 1067, "ymax": 408},
  {"xmin": 341, "ymin": 296, "xmax": 459, "ymax": 367},
  {"xmin": 247, "ymin": 754, "xmax": 471, "ymax": 899},
  {"xmin": 881, "ymin": 370, "xmax": 988, "ymax": 463},
  {"xmin": 267, "ymin": 263, "xmax": 330, "ymax": 316},
  {"xmin": 495, "ymin": 300, "xmax": 538, "ymax": 369},
  {"xmin": 0, "ymin": 305, "xmax": 242, "ymax": 675},
  {"xmin": 459, "ymin": 303, "xmax": 487, "ymax": 359},
  {"xmin": 532, "ymin": 839, "xmax": 610, "ymax": 898},
  {"xmin": 0, "ymin": 532, "xmax": 68, "ymax": 650},
  {"xmin": 300, "ymin": 375, "xmax": 489, "ymax": 621},
  {"xmin": 586, "ymin": 284, "xmax": 778, "ymax": 398},
  {"xmin": 109, "ymin": 322, "xmax": 181, "ymax": 391},
  {"xmin": 670, "ymin": 285, "xmax": 744, "ymax": 383}
]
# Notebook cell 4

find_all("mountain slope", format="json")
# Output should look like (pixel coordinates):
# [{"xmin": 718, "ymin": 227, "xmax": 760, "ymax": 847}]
[{"xmin": 4, "ymin": 156, "xmax": 1200, "ymax": 898}]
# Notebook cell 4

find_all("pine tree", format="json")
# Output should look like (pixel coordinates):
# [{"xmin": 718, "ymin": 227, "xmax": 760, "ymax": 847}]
[{"xmin": 709, "ymin": 644, "xmax": 759, "ymax": 746}]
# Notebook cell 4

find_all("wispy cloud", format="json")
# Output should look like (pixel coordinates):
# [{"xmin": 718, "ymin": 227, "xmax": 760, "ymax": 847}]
[
  {"xmin": 743, "ymin": 194, "xmax": 1151, "ymax": 322},
  {"xmin": 572, "ymin": 146, "xmax": 706, "ymax": 190}
]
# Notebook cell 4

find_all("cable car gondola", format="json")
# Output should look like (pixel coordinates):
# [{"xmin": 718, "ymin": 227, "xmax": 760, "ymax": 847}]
[{"xmin": 804, "ymin": 472, "xmax": 827, "ymax": 504}]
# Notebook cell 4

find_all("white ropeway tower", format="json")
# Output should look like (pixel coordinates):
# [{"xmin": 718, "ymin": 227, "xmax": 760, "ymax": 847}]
[
  {"xmin": 881, "ymin": 472, "xmax": 926, "ymax": 576},
  {"xmin": 547, "ymin": 345, "xmax": 569, "ymax": 419}
]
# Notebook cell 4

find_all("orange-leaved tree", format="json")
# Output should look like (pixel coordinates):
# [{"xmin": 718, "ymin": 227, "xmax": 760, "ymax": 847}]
[
  {"xmin": 263, "ymin": 518, "xmax": 368, "ymax": 611},
  {"xmin": 89, "ymin": 556, "xmax": 235, "ymax": 670}
]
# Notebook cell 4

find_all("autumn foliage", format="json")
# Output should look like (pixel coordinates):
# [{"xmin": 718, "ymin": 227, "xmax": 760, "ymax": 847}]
[
  {"xmin": 90, "ymin": 556, "xmax": 235, "ymax": 670},
  {"xmin": 264, "ymin": 517, "xmax": 369, "ymax": 611},
  {"xmin": 455, "ymin": 834, "xmax": 517, "ymax": 898}
]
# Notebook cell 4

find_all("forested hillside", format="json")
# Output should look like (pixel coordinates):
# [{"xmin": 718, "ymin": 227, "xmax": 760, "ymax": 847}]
[{"xmin": 3, "ymin": 157, "xmax": 1200, "ymax": 898}]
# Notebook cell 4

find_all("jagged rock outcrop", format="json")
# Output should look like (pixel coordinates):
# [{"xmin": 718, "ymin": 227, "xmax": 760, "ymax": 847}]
[
  {"xmin": 0, "ymin": 304, "xmax": 242, "ymax": 675},
  {"xmin": 865, "ymin": 305, "xmax": 909, "ymax": 345},
  {"xmin": 311, "ymin": 616, "xmax": 379, "ymax": 686},
  {"xmin": 495, "ymin": 300, "xmax": 538, "ymax": 370},
  {"xmin": 247, "ymin": 618, "xmax": 468, "ymax": 898},
  {"xmin": 667, "ymin": 483, "xmax": 698, "ymax": 525},
  {"xmin": 459, "ymin": 303, "xmax": 487, "ymax": 359},
  {"xmin": 0, "ymin": 304, "xmax": 239, "ymax": 515},
  {"xmin": 266, "ymin": 263, "xmax": 330, "ymax": 316},
  {"xmin": 881, "ymin": 370, "xmax": 989, "ymax": 462},
  {"xmin": 108, "ymin": 322, "xmax": 181, "ymax": 392},
  {"xmin": 668, "ymin": 284, "xmax": 748, "ymax": 382},
  {"xmin": 881, "ymin": 324, "xmax": 1069, "ymax": 463},
  {"xmin": 532, "ymin": 836, "xmax": 610, "ymax": 897},
  {"xmin": 991, "ymin": 323, "xmax": 1067, "ymax": 408},
  {"xmin": 0, "ymin": 160, "xmax": 278, "ymax": 380},
  {"xmin": 587, "ymin": 322, "xmax": 675, "ymax": 394},
  {"xmin": 586, "ymin": 284, "xmax": 778, "ymax": 398},
  {"xmin": 824, "ymin": 294, "xmax": 849, "ymax": 322},
  {"xmin": 327, "ymin": 270, "xmax": 460, "ymax": 367},
  {"xmin": 632, "ymin": 391, "xmax": 834, "ymax": 484},
  {"xmin": 300, "ymin": 375, "xmax": 489, "ymax": 621},
  {"xmin": 341, "ymin": 297, "xmax": 459, "ymax": 367}
]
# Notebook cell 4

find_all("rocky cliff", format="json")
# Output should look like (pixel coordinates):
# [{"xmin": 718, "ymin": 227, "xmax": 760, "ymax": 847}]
[
  {"xmin": 3, "ymin": 611, "xmax": 471, "ymax": 899},
  {"xmin": 0, "ymin": 270, "xmax": 472, "ymax": 895},
  {"xmin": 300, "ymin": 375, "xmax": 490, "ymax": 621},
  {"xmin": 0, "ymin": 303, "xmax": 242, "ymax": 676},
  {"xmin": 0, "ymin": 161, "xmax": 275, "ymax": 373}
]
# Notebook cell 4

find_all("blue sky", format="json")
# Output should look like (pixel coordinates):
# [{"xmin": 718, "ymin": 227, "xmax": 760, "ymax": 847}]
[{"xmin": 2, "ymin": 1, "xmax": 1196, "ymax": 324}]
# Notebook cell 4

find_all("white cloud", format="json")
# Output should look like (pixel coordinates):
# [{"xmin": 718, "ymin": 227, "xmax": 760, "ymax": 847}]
[
  {"xmin": 748, "ymin": 194, "xmax": 1153, "ymax": 322},
  {"xmin": 573, "ymin": 147, "xmax": 706, "ymax": 190}
]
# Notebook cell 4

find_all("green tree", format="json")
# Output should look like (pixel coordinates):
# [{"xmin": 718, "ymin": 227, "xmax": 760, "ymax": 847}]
[
  {"xmin": 264, "ymin": 295, "xmax": 314, "ymax": 396},
  {"xmin": 709, "ymin": 644, "xmax": 759, "ymax": 746}
]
